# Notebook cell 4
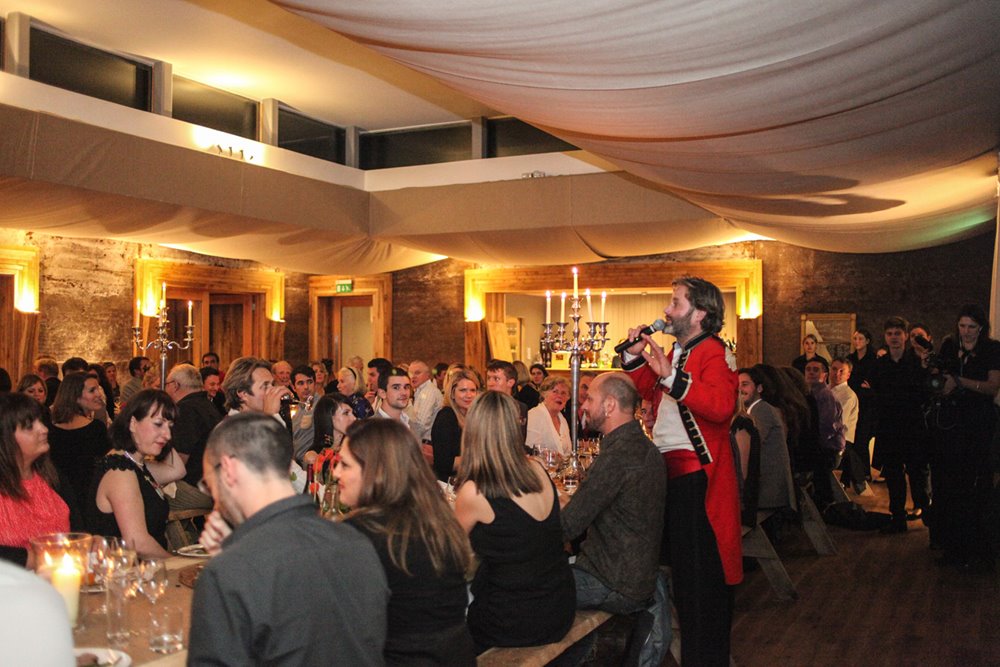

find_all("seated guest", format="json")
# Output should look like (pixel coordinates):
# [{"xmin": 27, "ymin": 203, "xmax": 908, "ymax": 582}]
[
  {"xmin": 0, "ymin": 393, "xmax": 70, "ymax": 567},
  {"xmin": 803, "ymin": 359, "xmax": 846, "ymax": 508},
  {"xmin": 86, "ymin": 389, "xmax": 175, "ymax": 559},
  {"xmin": 455, "ymin": 391, "xmax": 575, "ymax": 652},
  {"xmin": 560, "ymin": 373, "xmax": 669, "ymax": 665},
  {"xmin": 515, "ymin": 362, "xmax": 544, "ymax": 407},
  {"xmin": 142, "ymin": 365, "xmax": 162, "ymax": 391},
  {"xmin": 335, "ymin": 419, "xmax": 475, "ymax": 665},
  {"xmin": 739, "ymin": 367, "xmax": 796, "ymax": 511},
  {"xmin": 305, "ymin": 392, "xmax": 357, "ymax": 465},
  {"xmin": 311, "ymin": 359, "xmax": 337, "ymax": 395},
  {"xmin": 200, "ymin": 366, "xmax": 226, "ymax": 416},
  {"xmin": 337, "ymin": 366, "xmax": 375, "ymax": 420},
  {"xmin": 102, "ymin": 361, "xmax": 120, "ymax": 404},
  {"xmin": 16, "ymin": 374, "xmax": 48, "ymax": 407},
  {"xmin": 87, "ymin": 363, "xmax": 116, "ymax": 422},
  {"xmin": 406, "ymin": 360, "xmax": 444, "ymax": 445},
  {"xmin": 48, "ymin": 372, "xmax": 111, "ymax": 514},
  {"xmin": 0, "ymin": 559, "xmax": 75, "ymax": 664},
  {"xmin": 829, "ymin": 358, "xmax": 866, "ymax": 494},
  {"xmin": 164, "ymin": 364, "xmax": 220, "ymax": 510},
  {"xmin": 485, "ymin": 359, "xmax": 529, "ymax": 434},
  {"xmin": 119, "ymin": 356, "xmax": 151, "ymax": 405},
  {"xmin": 189, "ymin": 414, "xmax": 388, "ymax": 666},
  {"xmin": 290, "ymin": 365, "xmax": 321, "ymax": 463},
  {"xmin": 525, "ymin": 376, "xmax": 572, "ymax": 457},
  {"xmin": 430, "ymin": 368, "xmax": 480, "ymax": 482},
  {"xmin": 375, "ymin": 367, "xmax": 412, "ymax": 424},
  {"xmin": 34, "ymin": 357, "xmax": 60, "ymax": 407}
]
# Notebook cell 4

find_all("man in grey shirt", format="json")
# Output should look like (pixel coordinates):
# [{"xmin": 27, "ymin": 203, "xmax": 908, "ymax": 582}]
[{"xmin": 188, "ymin": 414, "xmax": 388, "ymax": 666}]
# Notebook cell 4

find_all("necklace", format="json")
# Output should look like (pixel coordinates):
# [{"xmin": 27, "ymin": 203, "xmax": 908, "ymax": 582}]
[{"xmin": 121, "ymin": 450, "xmax": 165, "ymax": 500}]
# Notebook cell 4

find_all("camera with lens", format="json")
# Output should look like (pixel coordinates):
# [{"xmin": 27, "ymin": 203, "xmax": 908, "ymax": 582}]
[{"xmin": 915, "ymin": 336, "xmax": 955, "ymax": 394}]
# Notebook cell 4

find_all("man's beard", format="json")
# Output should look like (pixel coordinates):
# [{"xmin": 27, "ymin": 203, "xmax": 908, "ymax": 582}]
[
  {"xmin": 585, "ymin": 408, "xmax": 605, "ymax": 433},
  {"xmin": 664, "ymin": 309, "xmax": 694, "ymax": 340}
]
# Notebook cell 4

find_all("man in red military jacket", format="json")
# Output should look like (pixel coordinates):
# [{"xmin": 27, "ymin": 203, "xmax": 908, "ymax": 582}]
[{"xmin": 622, "ymin": 275, "xmax": 741, "ymax": 667}]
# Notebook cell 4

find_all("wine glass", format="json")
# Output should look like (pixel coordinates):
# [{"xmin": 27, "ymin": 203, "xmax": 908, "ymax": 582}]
[{"xmin": 138, "ymin": 559, "xmax": 168, "ymax": 605}]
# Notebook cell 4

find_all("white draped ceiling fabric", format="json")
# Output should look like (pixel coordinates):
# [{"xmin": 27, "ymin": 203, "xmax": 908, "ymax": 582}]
[{"xmin": 279, "ymin": 0, "xmax": 1000, "ymax": 254}]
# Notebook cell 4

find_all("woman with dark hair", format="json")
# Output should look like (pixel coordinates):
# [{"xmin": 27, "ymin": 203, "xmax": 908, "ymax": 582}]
[
  {"xmin": 334, "ymin": 419, "xmax": 475, "ymax": 665},
  {"xmin": 0, "ymin": 393, "xmax": 69, "ymax": 567},
  {"xmin": 16, "ymin": 374, "xmax": 47, "ymax": 406},
  {"xmin": 516, "ymin": 363, "xmax": 545, "ymax": 407},
  {"xmin": 86, "ymin": 389, "xmax": 176, "ymax": 558},
  {"xmin": 304, "ymin": 392, "xmax": 356, "ymax": 466},
  {"xmin": 87, "ymin": 362, "xmax": 116, "ymax": 422},
  {"xmin": 430, "ymin": 368, "xmax": 480, "ymax": 482},
  {"xmin": 847, "ymin": 328, "xmax": 878, "ymax": 482},
  {"xmin": 931, "ymin": 304, "xmax": 1000, "ymax": 569},
  {"xmin": 337, "ymin": 366, "xmax": 375, "ymax": 420},
  {"xmin": 791, "ymin": 334, "xmax": 829, "ymax": 375},
  {"xmin": 455, "ymin": 391, "xmax": 575, "ymax": 652},
  {"xmin": 48, "ymin": 371, "xmax": 111, "ymax": 512}
]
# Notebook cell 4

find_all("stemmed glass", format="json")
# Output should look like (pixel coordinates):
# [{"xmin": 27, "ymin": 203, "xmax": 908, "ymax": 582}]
[{"xmin": 138, "ymin": 558, "xmax": 168, "ymax": 605}]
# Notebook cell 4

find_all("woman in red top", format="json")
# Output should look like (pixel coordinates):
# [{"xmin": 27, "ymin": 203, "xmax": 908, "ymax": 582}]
[{"xmin": 0, "ymin": 393, "xmax": 69, "ymax": 568}]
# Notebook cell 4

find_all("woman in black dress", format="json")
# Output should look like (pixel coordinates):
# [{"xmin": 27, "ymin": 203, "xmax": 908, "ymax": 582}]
[
  {"xmin": 48, "ymin": 372, "xmax": 111, "ymax": 516},
  {"xmin": 335, "ymin": 419, "xmax": 474, "ymax": 665},
  {"xmin": 847, "ymin": 328, "xmax": 878, "ymax": 481},
  {"xmin": 454, "ymin": 391, "xmax": 575, "ymax": 652},
  {"xmin": 430, "ymin": 368, "xmax": 480, "ymax": 482}
]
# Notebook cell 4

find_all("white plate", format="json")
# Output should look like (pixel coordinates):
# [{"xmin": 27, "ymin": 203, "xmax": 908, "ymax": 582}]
[
  {"xmin": 176, "ymin": 544, "xmax": 210, "ymax": 558},
  {"xmin": 74, "ymin": 647, "xmax": 132, "ymax": 666}
]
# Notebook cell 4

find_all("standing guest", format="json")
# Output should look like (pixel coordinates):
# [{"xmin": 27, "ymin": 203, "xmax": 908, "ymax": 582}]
[
  {"xmin": 16, "ymin": 374, "xmax": 48, "ymax": 407},
  {"xmin": 830, "ymin": 358, "xmax": 866, "ymax": 494},
  {"xmin": 335, "ymin": 419, "xmax": 475, "ymax": 665},
  {"xmin": 872, "ymin": 316, "xmax": 929, "ymax": 534},
  {"xmin": 200, "ymin": 366, "xmax": 226, "ymax": 416},
  {"xmin": 119, "ymin": 356, "xmax": 151, "ymax": 405},
  {"xmin": 791, "ymin": 334, "xmax": 829, "ymax": 375},
  {"xmin": 338, "ymin": 366, "xmax": 375, "ymax": 420},
  {"xmin": 164, "ymin": 364, "xmax": 219, "ymax": 511},
  {"xmin": 430, "ymin": 368, "xmax": 480, "ymax": 482},
  {"xmin": 189, "ymin": 414, "xmax": 388, "ymax": 666},
  {"xmin": 455, "ymin": 391, "xmax": 575, "ymax": 652},
  {"xmin": 433, "ymin": 362, "xmax": 449, "ymax": 391},
  {"xmin": 48, "ymin": 372, "xmax": 111, "ymax": 515},
  {"xmin": 847, "ymin": 328, "xmax": 878, "ymax": 478},
  {"xmin": 87, "ymin": 389, "xmax": 175, "ymax": 559},
  {"xmin": 930, "ymin": 305, "xmax": 1000, "ymax": 570},
  {"xmin": 561, "ymin": 373, "xmax": 669, "ymax": 666},
  {"xmin": 525, "ymin": 376, "xmax": 572, "ymax": 457},
  {"xmin": 307, "ymin": 392, "xmax": 356, "ymax": 465},
  {"xmin": 34, "ymin": 357, "xmax": 60, "ymax": 407},
  {"xmin": 0, "ymin": 393, "xmax": 69, "ymax": 567},
  {"xmin": 803, "ymin": 358, "xmax": 846, "ymax": 509},
  {"xmin": 375, "ymin": 367, "xmax": 412, "ymax": 425},
  {"xmin": 739, "ymin": 367, "xmax": 795, "ymax": 511},
  {"xmin": 102, "ymin": 362, "xmax": 120, "ymax": 404},
  {"xmin": 622, "ymin": 276, "xmax": 741, "ymax": 667},
  {"xmin": 407, "ymin": 360, "xmax": 443, "ymax": 445}
]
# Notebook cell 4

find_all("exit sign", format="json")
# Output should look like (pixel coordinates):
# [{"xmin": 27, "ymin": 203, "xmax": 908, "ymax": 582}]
[{"xmin": 335, "ymin": 279, "xmax": 353, "ymax": 294}]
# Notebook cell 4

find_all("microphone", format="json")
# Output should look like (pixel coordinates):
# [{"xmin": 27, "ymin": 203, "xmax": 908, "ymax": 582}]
[{"xmin": 614, "ymin": 319, "xmax": 667, "ymax": 354}]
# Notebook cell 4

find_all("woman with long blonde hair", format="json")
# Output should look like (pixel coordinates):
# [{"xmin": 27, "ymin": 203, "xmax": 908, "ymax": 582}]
[
  {"xmin": 429, "ymin": 368, "xmax": 480, "ymax": 481},
  {"xmin": 335, "ymin": 419, "xmax": 474, "ymax": 665},
  {"xmin": 455, "ymin": 391, "xmax": 574, "ymax": 652}
]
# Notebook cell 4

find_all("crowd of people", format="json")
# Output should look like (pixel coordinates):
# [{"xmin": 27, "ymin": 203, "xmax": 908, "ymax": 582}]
[{"xmin": 0, "ymin": 279, "xmax": 997, "ymax": 666}]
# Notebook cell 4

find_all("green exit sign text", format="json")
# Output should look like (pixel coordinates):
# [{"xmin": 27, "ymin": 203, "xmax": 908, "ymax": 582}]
[{"xmin": 335, "ymin": 280, "xmax": 353, "ymax": 293}]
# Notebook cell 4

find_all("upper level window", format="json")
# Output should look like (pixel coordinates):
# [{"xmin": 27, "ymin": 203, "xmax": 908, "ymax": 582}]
[
  {"xmin": 278, "ymin": 107, "xmax": 346, "ymax": 165},
  {"xmin": 29, "ymin": 28, "xmax": 151, "ymax": 110},
  {"xmin": 172, "ymin": 77, "xmax": 257, "ymax": 140},
  {"xmin": 360, "ymin": 123, "xmax": 471, "ymax": 170},
  {"xmin": 486, "ymin": 117, "xmax": 576, "ymax": 158}
]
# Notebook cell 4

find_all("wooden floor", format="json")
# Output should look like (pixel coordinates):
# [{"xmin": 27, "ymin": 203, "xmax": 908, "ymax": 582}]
[{"xmin": 723, "ymin": 482, "xmax": 1000, "ymax": 667}]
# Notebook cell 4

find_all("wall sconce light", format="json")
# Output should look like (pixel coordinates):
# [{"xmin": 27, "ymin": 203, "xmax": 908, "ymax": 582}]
[{"xmin": 213, "ymin": 145, "xmax": 254, "ymax": 161}]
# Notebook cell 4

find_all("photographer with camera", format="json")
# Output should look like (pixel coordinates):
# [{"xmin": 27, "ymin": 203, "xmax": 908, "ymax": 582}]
[
  {"xmin": 871, "ymin": 317, "xmax": 931, "ymax": 534},
  {"xmin": 928, "ymin": 305, "xmax": 1000, "ymax": 570}
]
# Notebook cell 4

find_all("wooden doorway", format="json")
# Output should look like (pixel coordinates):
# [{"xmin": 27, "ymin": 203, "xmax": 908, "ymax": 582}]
[
  {"xmin": 309, "ymin": 274, "xmax": 392, "ymax": 367},
  {"xmin": 316, "ymin": 295, "xmax": 373, "ymax": 371},
  {"xmin": 209, "ymin": 294, "xmax": 256, "ymax": 370}
]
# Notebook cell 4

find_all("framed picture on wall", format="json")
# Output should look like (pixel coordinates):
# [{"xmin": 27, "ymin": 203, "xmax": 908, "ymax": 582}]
[{"xmin": 800, "ymin": 313, "xmax": 856, "ymax": 360}]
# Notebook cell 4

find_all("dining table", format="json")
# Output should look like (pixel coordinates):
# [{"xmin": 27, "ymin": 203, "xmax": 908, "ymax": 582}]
[{"xmin": 74, "ymin": 555, "xmax": 202, "ymax": 666}]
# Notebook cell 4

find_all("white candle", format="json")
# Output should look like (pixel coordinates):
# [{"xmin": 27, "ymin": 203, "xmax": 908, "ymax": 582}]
[
  {"xmin": 545, "ymin": 291, "xmax": 552, "ymax": 324},
  {"xmin": 601, "ymin": 291, "xmax": 607, "ymax": 322},
  {"xmin": 586, "ymin": 289, "xmax": 593, "ymax": 323},
  {"xmin": 160, "ymin": 282, "xmax": 167, "ymax": 309},
  {"xmin": 134, "ymin": 299, "xmax": 140, "ymax": 327},
  {"xmin": 187, "ymin": 300, "xmax": 193, "ymax": 327},
  {"xmin": 572, "ymin": 267, "xmax": 579, "ymax": 299},
  {"xmin": 560, "ymin": 292, "xmax": 566, "ymax": 323},
  {"xmin": 51, "ymin": 554, "xmax": 81, "ymax": 626}
]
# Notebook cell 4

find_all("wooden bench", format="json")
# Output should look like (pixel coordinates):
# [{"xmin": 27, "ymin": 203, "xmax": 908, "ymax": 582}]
[
  {"xmin": 477, "ymin": 609, "xmax": 612, "ymax": 666},
  {"xmin": 741, "ymin": 509, "xmax": 798, "ymax": 601}
]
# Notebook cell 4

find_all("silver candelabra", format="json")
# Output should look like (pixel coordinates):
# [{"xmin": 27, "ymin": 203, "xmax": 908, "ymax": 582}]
[
  {"xmin": 132, "ymin": 302, "xmax": 194, "ymax": 388},
  {"xmin": 540, "ymin": 296, "xmax": 609, "ymax": 452}
]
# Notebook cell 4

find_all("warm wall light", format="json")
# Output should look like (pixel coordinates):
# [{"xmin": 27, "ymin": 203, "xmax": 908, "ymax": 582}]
[
  {"xmin": 465, "ymin": 295, "xmax": 485, "ymax": 322},
  {"xmin": 190, "ymin": 127, "xmax": 262, "ymax": 164},
  {"xmin": 0, "ymin": 245, "xmax": 40, "ymax": 312}
]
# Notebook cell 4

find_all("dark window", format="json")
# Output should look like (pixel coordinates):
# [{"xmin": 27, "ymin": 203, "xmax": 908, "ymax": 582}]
[
  {"xmin": 360, "ymin": 124, "xmax": 471, "ymax": 170},
  {"xmin": 29, "ymin": 29, "xmax": 151, "ymax": 110},
  {"xmin": 278, "ymin": 107, "xmax": 346, "ymax": 164},
  {"xmin": 486, "ymin": 117, "xmax": 576, "ymax": 158},
  {"xmin": 172, "ymin": 77, "xmax": 257, "ymax": 140}
]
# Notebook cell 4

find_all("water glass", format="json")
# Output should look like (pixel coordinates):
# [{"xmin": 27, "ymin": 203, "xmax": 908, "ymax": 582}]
[
  {"xmin": 138, "ymin": 559, "xmax": 168, "ymax": 604},
  {"xmin": 149, "ymin": 606, "xmax": 184, "ymax": 654},
  {"xmin": 105, "ymin": 571, "xmax": 131, "ymax": 649}
]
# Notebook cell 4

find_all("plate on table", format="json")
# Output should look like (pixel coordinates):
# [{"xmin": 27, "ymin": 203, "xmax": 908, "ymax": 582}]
[
  {"xmin": 74, "ymin": 647, "xmax": 131, "ymax": 666},
  {"xmin": 175, "ymin": 544, "xmax": 210, "ymax": 558}
]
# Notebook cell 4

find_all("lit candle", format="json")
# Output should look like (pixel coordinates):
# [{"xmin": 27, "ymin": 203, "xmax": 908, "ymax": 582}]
[
  {"xmin": 134, "ymin": 299, "xmax": 140, "ymax": 327},
  {"xmin": 572, "ymin": 267, "xmax": 579, "ymax": 299},
  {"xmin": 187, "ymin": 300, "xmax": 193, "ymax": 327},
  {"xmin": 600, "ymin": 291, "xmax": 607, "ymax": 322},
  {"xmin": 160, "ymin": 282, "xmax": 167, "ymax": 309},
  {"xmin": 560, "ymin": 292, "xmax": 566, "ymax": 323},
  {"xmin": 545, "ymin": 290, "xmax": 552, "ymax": 324},
  {"xmin": 586, "ymin": 288, "xmax": 593, "ymax": 323},
  {"xmin": 51, "ymin": 554, "xmax": 81, "ymax": 626}
]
